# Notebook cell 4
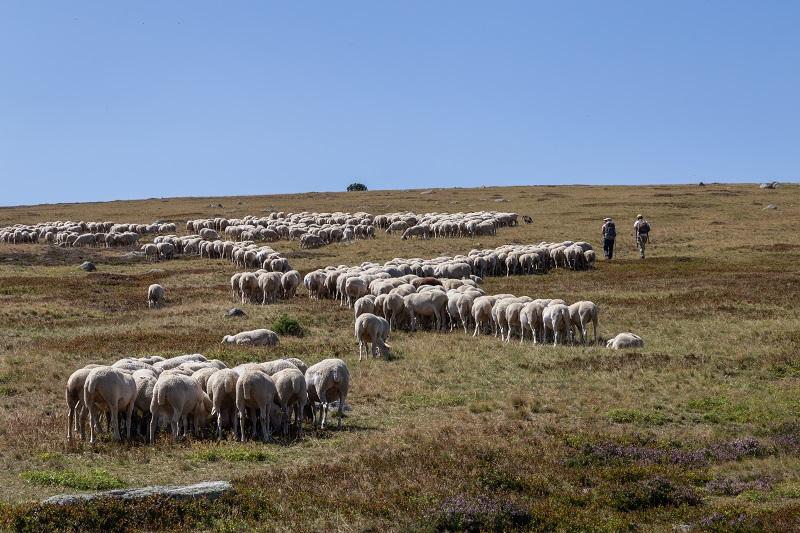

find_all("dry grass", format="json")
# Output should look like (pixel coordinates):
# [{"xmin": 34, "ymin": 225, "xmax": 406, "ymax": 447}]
[{"xmin": 1, "ymin": 183, "xmax": 799, "ymax": 530}]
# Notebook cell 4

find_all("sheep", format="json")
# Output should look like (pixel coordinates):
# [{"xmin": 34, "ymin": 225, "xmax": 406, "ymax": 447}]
[
  {"xmin": 153, "ymin": 353, "xmax": 207, "ymax": 373},
  {"xmin": 149, "ymin": 373, "xmax": 212, "ymax": 441},
  {"xmin": 83, "ymin": 367, "xmax": 137, "ymax": 444},
  {"xmin": 260, "ymin": 359, "xmax": 298, "ymax": 375},
  {"xmin": 147, "ymin": 284, "xmax": 165, "ymax": 308},
  {"xmin": 345, "ymin": 277, "xmax": 368, "ymax": 308},
  {"xmin": 230, "ymin": 273, "xmax": 242, "ymax": 301},
  {"xmin": 354, "ymin": 295, "xmax": 376, "ymax": 319},
  {"xmin": 471, "ymin": 296, "xmax": 495, "ymax": 337},
  {"xmin": 257, "ymin": 271, "xmax": 282, "ymax": 304},
  {"xmin": 305, "ymin": 358, "xmax": 350, "ymax": 430},
  {"xmin": 281, "ymin": 270, "xmax": 301, "ymax": 299},
  {"xmin": 132, "ymin": 370, "xmax": 157, "ymax": 436},
  {"xmin": 206, "ymin": 369, "xmax": 240, "ymax": 440},
  {"xmin": 543, "ymin": 304, "xmax": 571, "ymax": 346},
  {"xmin": 606, "ymin": 332, "xmax": 644, "ymax": 350},
  {"xmin": 272, "ymin": 368, "xmax": 308, "ymax": 437},
  {"xmin": 221, "ymin": 329, "xmax": 279, "ymax": 347},
  {"xmin": 404, "ymin": 291, "xmax": 448, "ymax": 331},
  {"xmin": 236, "ymin": 369, "xmax": 277, "ymax": 442},
  {"xmin": 355, "ymin": 313, "xmax": 391, "ymax": 361},
  {"xmin": 282, "ymin": 357, "xmax": 308, "ymax": 374},
  {"xmin": 568, "ymin": 301, "xmax": 599, "ymax": 344},
  {"xmin": 383, "ymin": 292, "xmax": 406, "ymax": 330},
  {"xmin": 192, "ymin": 367, "xmax": 219, "ymax": 391},
  {"xmin": 238, "ymin": 273, "xmax": 259, "ymax": 304},
  {"xmin": 65, "ymin": 365, "xmax": 105, "ymax": 441}
]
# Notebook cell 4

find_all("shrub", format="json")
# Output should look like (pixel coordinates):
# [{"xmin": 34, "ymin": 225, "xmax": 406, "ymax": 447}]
[
  {"xmin": 346, "ymin": 182, "xmax": 368, "ymax": 192},
  {"xmin": 610, "ymin": 476, "xmax": 701, "ymax": 511},
  {"xmin": 426, "ymin": 495, "xmax": 532, "ymax": 532},
  {"xmin": 272, "ymin": 314, "xmax": 304, "ymax": 337}
]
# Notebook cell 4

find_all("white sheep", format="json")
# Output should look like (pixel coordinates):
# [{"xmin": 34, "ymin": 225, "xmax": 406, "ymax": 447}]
[
  {"xmin": 543, "ymin": 303, "xmax": 571, "ymax": 346},
  {"xmin": 147, "ymin": 284, "xmax": 165, "ymax": 309},
  {"xmin": 65, "ymin": 364, "xmax": 104, "ymax": 441},
  {"xmin": 354, "ymin": 295, "xmax": 376, "ymax": 319},
  {"xmin": 568, "ymin": 301, "xmax": 599, "ymax": 344},
  {"xmin": 221, "ymin": 329, "xmax": 279, "ymax": 347},
  {"xmin": 355, "ymin": 313, "xmax": 391, "ymax": 361},
  {"xmin": 206, "ymin": 369, "xmax": 240, "ymax": 440},
  {"xmin": 149, "ymin": 373, "xmax": 212, "ymax": 442},
  {"xmin": 606, "ymin": 332, "xmax": 644, "ymax": 350},
  {"xmin": 272, "ymin": 368, "xmax": 308, "ymax": 437},
  {"xmin": 281, "ymin": 270, "xmax": 301, "ymax": 299},
  {"xmin": 305, "ymin": 358, "xmax": 350, "ymax": 430},
  {"xmin": 83, "ymin": 367, "xmax": 137, "ymax": 444},
  {"xmin": 236, "ymin": 369, "xmax": 277, "ymax": 442}
]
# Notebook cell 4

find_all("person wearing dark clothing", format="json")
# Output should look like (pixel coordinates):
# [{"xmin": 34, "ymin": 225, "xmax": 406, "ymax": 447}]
[{"xmin": 601, "ymin": 217, "xmax": 616, "ymax": 260}]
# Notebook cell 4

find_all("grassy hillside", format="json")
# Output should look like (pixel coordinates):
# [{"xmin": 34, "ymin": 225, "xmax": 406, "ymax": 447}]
[{"xmin": 1, "ymin": 183, "xmax": 799, "ymax": 531}]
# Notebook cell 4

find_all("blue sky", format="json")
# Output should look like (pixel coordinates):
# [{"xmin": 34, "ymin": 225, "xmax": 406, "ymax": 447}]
[{"xmin": 1, "ymin": 2, "xmax": 798, "ymax": 206}]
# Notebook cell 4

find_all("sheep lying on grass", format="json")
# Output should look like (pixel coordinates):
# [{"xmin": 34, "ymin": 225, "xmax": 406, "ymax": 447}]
[
  {"xmin": 221, "ymin": 329, "xmax": 279, "ymax": 347},
  {"xmin": 606, "ymin": 332, "xmax": 645, "ymax": 350}
]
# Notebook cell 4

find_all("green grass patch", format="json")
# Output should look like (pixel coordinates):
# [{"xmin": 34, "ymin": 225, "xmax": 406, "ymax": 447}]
[
  {"xmin": 686, "ymin": 396, "xmax": 750, "ymax": 423},
  {"xmin": 189, "ymin": 447, "xmax": 276, "ymax": 463},
  {"xmin": 20, "ymin": 469, "xmax": 125, "ymax": 490},
  {"xmin": 399, "ymin": 391, "xmax": 467, "ymax": 410},
  {"xmin": 605, "ymin": 408, "xmax": 670, "ymax": 426},
  {"xmin": 272, "ymin": 314, "xmax": 305, "ymax": 337}
]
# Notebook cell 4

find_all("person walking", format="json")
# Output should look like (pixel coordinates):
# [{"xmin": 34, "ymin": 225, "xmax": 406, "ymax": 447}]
[
  {"xmin": 633, "ymin": 214, "xmax": 650, "ymax": 259},
  {"xmin": 601, "ymin": 217, "xmax": 616, "ymax": 260}
]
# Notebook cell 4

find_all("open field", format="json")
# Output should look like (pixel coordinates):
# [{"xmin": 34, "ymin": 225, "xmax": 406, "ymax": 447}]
[{"xmin": 1, "ymin": 183, "xmax": 799, "ymax": 531}]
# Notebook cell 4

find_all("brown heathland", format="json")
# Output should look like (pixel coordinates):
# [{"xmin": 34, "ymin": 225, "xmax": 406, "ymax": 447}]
[{"xmin": 0, "ymin": 183, "xmax": 799, "ymax": 531}]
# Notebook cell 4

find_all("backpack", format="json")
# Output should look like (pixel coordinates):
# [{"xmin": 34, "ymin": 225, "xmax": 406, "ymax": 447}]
[
  {"xmin": 638, "ymin": 221, "xmax": 650, "ymax": 234},
  {"xmin": 604, "ymin": 222, "xmax": 616, "ymax": 239}
]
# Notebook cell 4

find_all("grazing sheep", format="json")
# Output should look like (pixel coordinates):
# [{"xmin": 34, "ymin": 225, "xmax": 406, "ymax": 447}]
[
  {"xmin": 354, "ymin": 295, "xmax": 376, "ymax": 319},
  {"xmin": 206, "ymin": 369, "xmax": 239, "ymax": 440},
  {"xmin": 238, "ymin": 273, "xmax": 259, "ymax": 304},
  {"xmin": 543, "ymin": 303, "xmax": 571, "ymax": 346},
  {"xmin": 282, "ymin": 357, "xmax": 308, "ymax": 374},
  {"xmin": 236, "ymin": 370, "xmax": 277, "ymax": 442},
  {"xmin": 149, "ymin": 373, "xmax": 212, "ymax": 441},
  {"xmin": 83, "ymin": 367, "xmax": 137, "ymax": 444},
  {"xmin": 153, "ymin": 353, "xmax": 207, "ymax": 373},
  {"xmin": 221, "ymin": 329, "xmax": 279, "ymax": 347},
  {"xmin": 281, "ymin": 270, "xmax": 301, "ymax": 299},
  {"xmin": 192, "ymin": 367, "xmax": 219, "ymax": 391},
  {"xmin": 305, "ymin": 358, "xmax": 350, "ymax": 430},
  {"xmin": 355, "ymin": 313, "xmax": 391, "ymax": 361},
  {"xmin": 260, "ymin": 359, "xmax": 298, "ymax": 375},
  {"xmin": 147, "ymin": 284, "xmax": 165, "ymax": 308},
  {"xmin": 66, "ymin": 365, "xmax": 104, "ymax": 441},
  {"xmin": 606, "ymin": 332, "xmax": 644, "ymax": 350},
  {"xmin": 568, "ymin": 301, "xmax": 599, "ymax": 344},
  {"xmin": 404, "ymin": 291, "xmax": 448, "ymax": 331},
  {"xmin": 132, "ymin": 371, "xmax": 157, "ymax": 436},
  {"xmin": 272, "ymin": 368, "xmax": 308, "ymax": 437}
]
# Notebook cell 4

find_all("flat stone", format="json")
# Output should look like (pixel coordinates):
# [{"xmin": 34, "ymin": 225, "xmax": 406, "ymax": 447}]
[
  {"xmin": 43, "ymin": 480, "xmax": 232, "ymax": 505},
  {"xmin": 764, "ymin": 204, "xmax": 778, "ymax": 210},
  {"xmin": 79, "ymin": 261, "xmax": 96, "ymax": 272}
]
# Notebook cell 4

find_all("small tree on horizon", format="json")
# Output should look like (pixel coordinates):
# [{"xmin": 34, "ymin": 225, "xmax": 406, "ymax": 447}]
[{"xmin": 347, "ymin": 182, "xmax": 368, "ymax": 192}]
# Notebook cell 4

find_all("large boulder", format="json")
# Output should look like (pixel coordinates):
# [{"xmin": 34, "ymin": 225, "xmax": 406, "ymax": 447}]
[{"xmin": 43, "ymin": 481, "xmax": 233, "ymax": 505}]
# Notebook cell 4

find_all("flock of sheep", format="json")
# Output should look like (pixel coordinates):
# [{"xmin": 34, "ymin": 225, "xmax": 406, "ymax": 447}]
[
  {"xmin": 66, "ymin": 354, "xmax": 350, "ymax": 444},
  {"xmin": 0, "ymin": 220, "xmax": 177, "ymax": 246},
  {"xmin": 0, "ymin": 207, "xmax": 649, "ymax": 454}
]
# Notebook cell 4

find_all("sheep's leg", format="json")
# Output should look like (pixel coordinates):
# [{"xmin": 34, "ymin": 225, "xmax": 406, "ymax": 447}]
[
  {"xmin": 262, "ymin": 405, "xmax": 270, "ymax": 442},
  {"xmin": 88, "ymin": 407, "xmax": 98, "ymax": 444},
  {"xmin": 170, "ymin": 412, "xmax": 181, "ymax": 440},
  {"xmin": 149, "ymin": 411, "xmax": 158, "ymax": 443},
  {"xmin": 126, "ymin": 403, "xmax": 134, "ymax": 440},
  {"xmin": 519, "ymin": 326, "xmax": 525, "ymax": 345},
  {"xmin": 238, "ymin": 409, "xmax": 247, "ymax": 442},
  {"xmin": 67, "ymin": 406, "xmax": 74, "ymax": 441},
  {"xmin": 283, "ymin": 406, "xmax": 290, "ymax": 437},
  {"xmin": 473, "ymin": 321, "xmax": 479, "ymax": 337},
  {"xmin": 217, "ymin": 413, "xmax": 223, "ymax": 441},
  {"xmin": 337, "ymin": 399, "xmax": 344, "ymax": 430},
  {"xmin": 250, "ymin": 408, "xmax": 258, "ymax": 439}
]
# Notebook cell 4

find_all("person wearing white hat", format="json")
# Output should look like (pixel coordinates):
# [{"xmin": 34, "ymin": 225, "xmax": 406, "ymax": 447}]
[
  {"xmin": 601, "ymin": 217, "xmax": 616, "ymax": 260},
  {"xmin": 633, "ymin": 214, "xmax": 650, "ymax": 259}
]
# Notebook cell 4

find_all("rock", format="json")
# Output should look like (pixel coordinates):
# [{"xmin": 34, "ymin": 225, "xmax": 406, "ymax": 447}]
[
  {"xmin": 494, "ymin": 198, "xmax": 508, "ymax": 203},
  {"xmin": 764, "ymin": 204, "xmax": 778, "ymax": 210},
  {"xmin": 225, "ymin": 308, "xmax": 246, "ymax": 317},
  {"xmin": 43, "ymin": 481, "xmax": 233, "ymax": 505},
  {"xmin": 79, "ymin": 261, "xmax": 96, "ymax": 272},
  {"xmin": 419, "ymin": 190, "xmax": 433, "ymax": 195}
]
